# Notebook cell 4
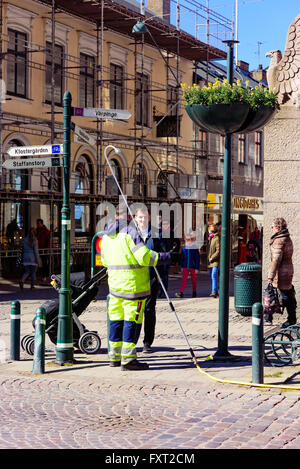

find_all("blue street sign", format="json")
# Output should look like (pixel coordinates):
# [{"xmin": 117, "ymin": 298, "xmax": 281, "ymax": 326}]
[{"xmin": 52, "ymin": 144, "xmax": 62, "ymax": 154}]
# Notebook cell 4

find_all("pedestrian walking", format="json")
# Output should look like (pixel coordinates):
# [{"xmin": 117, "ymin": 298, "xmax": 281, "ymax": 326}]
[
  {"xmin": 36, "ymin": 218, "xmax": 50, "ymax": 280},
  {"xmin": 267, "ymin": 217, "xmax": 297, "ymax": 327},
  {"xmin": 19, "ymin": 227, "xmax": 40, "ymax": 290},
  {"xmin": 175, "ymin": 232, "xmax": 200, "ymax": 298},
  {"xmin": 207, "ymin": 223, "xmax": 220, "ymax": 298},
  {"xmin": 100, "ymin": 209, "xmax": 171, "ymax": 370}
]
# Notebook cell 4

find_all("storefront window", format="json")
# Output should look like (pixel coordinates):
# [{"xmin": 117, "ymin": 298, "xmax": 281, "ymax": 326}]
[
  {"xmin": 74, "ymin": 155, "xmax": 93, "ymax": 235},
  {"xmin": 106, "ymin": 158, "xmax": 122, "ymax": 196},
  {"xmin": 133, "ymin": 162, "xmax": 147, "ymax": 197}
]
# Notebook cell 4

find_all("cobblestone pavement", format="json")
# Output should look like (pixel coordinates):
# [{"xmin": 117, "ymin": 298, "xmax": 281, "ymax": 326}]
[{"xmin": 1, "ymin": 273, "xmax": 300, "ymax": 450}]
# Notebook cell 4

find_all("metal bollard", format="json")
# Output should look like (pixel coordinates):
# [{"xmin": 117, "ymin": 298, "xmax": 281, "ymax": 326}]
[
  {"xmin": 10, "ymin": 301, "xmax": 21, "ymax": 361},
  {"xmin": 252, "ymin": 302, "xmax": 264, "ymax": 384},
  {"xmin": 32, "ymin": 307, "xmax": 46, "ymax": 374}
]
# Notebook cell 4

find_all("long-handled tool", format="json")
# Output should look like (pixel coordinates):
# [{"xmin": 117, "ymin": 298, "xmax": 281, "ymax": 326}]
[{"xmin": 103, "ymin": 145, "xmax": 197, "ymax": 364}]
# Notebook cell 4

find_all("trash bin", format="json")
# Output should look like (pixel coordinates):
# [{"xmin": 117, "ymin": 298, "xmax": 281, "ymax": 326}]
[{"xmin": 234, "ymin": 262, "xmax": 262, "ymax": 316}]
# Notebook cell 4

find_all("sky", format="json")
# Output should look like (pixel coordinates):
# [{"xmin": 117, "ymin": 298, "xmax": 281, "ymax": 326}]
[
  {"xmin": 142, "ymin": 0, "xmax": 300, "ymax": 71},
  {"xmin": 210, "ymin": 0, "xmax": 300, "ymax": 71}
]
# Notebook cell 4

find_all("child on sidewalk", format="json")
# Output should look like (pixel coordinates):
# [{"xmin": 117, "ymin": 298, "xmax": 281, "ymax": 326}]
[{"xmin": 175, "ymin": 232, "xmax": 200, "ymax": 298}]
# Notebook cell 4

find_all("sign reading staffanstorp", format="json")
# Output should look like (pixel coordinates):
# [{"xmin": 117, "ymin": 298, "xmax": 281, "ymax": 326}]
[{"xmin": 3, "ymin": 157, "xmax": 62, "ymax": 169}]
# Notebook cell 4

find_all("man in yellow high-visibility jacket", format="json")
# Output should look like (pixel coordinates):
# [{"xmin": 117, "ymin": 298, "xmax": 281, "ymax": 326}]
[{"xmin": 101, "ymin": 210, "xmax": 170, "ymax": 370}]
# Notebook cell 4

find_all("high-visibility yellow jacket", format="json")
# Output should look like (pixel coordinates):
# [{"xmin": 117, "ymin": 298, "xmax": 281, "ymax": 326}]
[{"xmin": 101, "ymin": 221, "xmax": 169, "ymax": 300}]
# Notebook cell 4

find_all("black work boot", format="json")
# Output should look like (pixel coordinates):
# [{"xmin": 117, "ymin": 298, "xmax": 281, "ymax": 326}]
[{"xmin": 121, "ymin": 359, "xmax": 149, "ymax": 371}]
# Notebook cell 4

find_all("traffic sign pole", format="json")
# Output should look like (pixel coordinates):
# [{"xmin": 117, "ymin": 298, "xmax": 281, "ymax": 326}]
[{"xmin": 55, "ymin": 90, "xmax": 74, "ymax": 365}]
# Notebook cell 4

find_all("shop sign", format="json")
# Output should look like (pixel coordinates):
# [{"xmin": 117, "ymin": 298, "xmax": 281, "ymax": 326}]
[{"xmin": 233, "ymin": 197, "xmax": 260, "ymax": 210}]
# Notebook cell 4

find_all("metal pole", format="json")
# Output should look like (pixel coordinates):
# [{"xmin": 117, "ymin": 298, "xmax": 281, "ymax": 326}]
[
  {"xmin": 55, "ymin": 91, "xmax": 73, "ymax": 365},
  {"xmin": 10, "ymin": 300, "xmax": 21, "ymax": 361},
  {"xmin": 252, "ymin": 302, "xmax": 264, "ymax": 384},
  {"xmin": 32, "ymin": 306, "xmax": 46, "ymax": 374},
  {"xmin": 214, "ymin": 40, "xmax": 238, "ymax": 360}
]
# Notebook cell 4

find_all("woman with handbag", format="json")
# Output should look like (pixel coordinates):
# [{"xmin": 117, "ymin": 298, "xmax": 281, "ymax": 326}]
[
  {"xmin": 267, "ymin": 218, "xmax": 297, "ymax": 327},
  {"xmin": 19, "ymin": 227, "xmax": 40, "ymax": 290}
]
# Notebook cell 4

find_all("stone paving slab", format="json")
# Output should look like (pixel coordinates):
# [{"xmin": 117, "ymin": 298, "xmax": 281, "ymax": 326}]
[{"xmin": 1, "ymin": 274, "xmax": 300, "ymax": 450}]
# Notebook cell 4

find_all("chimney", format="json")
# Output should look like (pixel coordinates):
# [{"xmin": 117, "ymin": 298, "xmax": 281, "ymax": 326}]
[
  {"xmin": 251, "ymin": 65, "xmax": 267, "ymax": 82},
  {"xmin": 237, "ymin": 60, "xmax": 249, "ymax": 72},
  {"xmin": 147, "ymin": 0, "xmax": 170, "ymax": 24}
]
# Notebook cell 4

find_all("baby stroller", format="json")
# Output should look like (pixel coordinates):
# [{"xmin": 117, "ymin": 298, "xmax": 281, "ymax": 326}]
[{"xmin": 21, "ymin": 269, "xmax": 107, "ymax": 356}]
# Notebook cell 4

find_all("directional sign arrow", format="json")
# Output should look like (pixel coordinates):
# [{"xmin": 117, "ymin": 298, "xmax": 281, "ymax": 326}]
[
  {"xmin": 7, "ymin": 144, "xmax": 63, "ymax": 158},
  {"xmin": 73, "ymin": 107, "xmax": 131, "ymax": 120},
  {"xmin": 71, "ymin": 123, "xmax": 95, "ymax": 146},
  {"xmin": 3, "ymin": 157, "xmax": 63, "ymax": 170}
]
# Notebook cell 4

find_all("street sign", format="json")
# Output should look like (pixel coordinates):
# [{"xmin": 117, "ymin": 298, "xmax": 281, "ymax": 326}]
[
  {"xmin": 7, "ymin": 144, "xmax": 63, "ymax": 158},
  {"xmin": 2, "ymin": 157, "xmax": 63, "ymax": 170},
  {"xmin": 73, "ymin": 107, "xmax": 131, "ymax": 120},
  {"xmin": 71, "ymin": 123, "xmax": 95, "ymax": 146}
]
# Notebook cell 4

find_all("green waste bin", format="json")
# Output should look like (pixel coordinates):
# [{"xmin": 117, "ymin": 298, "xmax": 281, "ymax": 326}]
[{"xmin": 234, "ymin": 263, "xmax": 262, "ymax": 316}]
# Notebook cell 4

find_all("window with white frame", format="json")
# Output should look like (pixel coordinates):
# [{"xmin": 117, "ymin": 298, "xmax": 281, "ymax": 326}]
[{"xmin": 254, "ymin": 131, "xmax": 262, "ymax": 166}]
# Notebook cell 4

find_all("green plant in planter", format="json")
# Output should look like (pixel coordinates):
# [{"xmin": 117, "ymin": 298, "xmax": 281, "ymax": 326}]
[{"xmin": 181, "ymin": 79, "xmax": 278, "ymax": 110}]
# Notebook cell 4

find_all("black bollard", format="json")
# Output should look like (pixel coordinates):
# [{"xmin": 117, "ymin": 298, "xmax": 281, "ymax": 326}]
[
  {"xmin": 10, "ymin": 300, "xmax": 21, "ymax": 361},
  {"xmin": 252, "ymin": 302, "xmax": 264, "ymax": 384},
  {"xmin": 32, "ymin": 307, "xmax": 46, "ymax": 374}
]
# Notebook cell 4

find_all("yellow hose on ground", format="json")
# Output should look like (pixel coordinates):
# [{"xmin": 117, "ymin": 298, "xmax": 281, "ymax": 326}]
[{"xmin": 193, "ymin": 357, "xmax": 300, "ymax": 391}]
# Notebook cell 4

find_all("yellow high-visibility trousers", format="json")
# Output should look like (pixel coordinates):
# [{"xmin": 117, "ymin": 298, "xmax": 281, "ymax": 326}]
[{"xmin": 108, "ymin": 294, "xmax": 146, "ymax": 365}]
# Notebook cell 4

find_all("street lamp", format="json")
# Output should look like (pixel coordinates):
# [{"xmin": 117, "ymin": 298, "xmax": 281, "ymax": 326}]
[
  {"xmin": 132, "ymin": 20, "xmax": 149, "ymax": 34},
  {"xmin": 214, "ymin": 40, "xmax": 239, "ymax": 360},
  {"xmin": 55, "ymin": 90, "xmax": 73, "ymax": 365}
]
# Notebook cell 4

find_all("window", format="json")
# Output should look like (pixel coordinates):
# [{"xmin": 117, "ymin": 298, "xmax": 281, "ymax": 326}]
[
  {"xmin": 198, "ymin": 130, "xmax": 208, "ymax": 156},
  {"xmin": 45, "ymin": 42, "xmax": 64, "ymax": 105},
  {"xmin": 255, "ymin": 131, "xmax": 262, "ymax": 166},
  {"xmin": 74, "ymin": 155, "xmax": 93, "ymax": 234},
  {"xmin": 238, "ymin": 134, "xmax": 246, "ymax": 164},
  {"xmin": 106, "ymin": 158, "xmax": 122, "ymax": 196},
  {"xmin": 133, "ymin": 162, "xmax": 148, "ymax": 197},
  {"xmin": 218, "ymin": 135, "xmax": 225, "ymax": 156},
  {"xmin": 7, "ymin": 29, "xmax": 27, "ymax": 98},
  {"xmin": 110, "ymin": 63, "xmax": 124, "ymax": 109},
  {"xmin": 136, "ymin": 73, "xmax": 149, "ymax": 126},
  {"xmin": 167, "ymin": 85, "xmax": 179, "ymax": 116},
  {"xmin": 80, "ymin": 53, "xmax": 95, "ymax": 108}
]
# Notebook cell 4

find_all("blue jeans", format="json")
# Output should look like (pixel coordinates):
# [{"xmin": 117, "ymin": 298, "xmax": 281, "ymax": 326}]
[
  {"xmin": 21, "ymin": 265, "xmax": 37, "ymax": 287},
  {"xmin": 209, "ymin": 267, "xmax": 219, "ymax": 294}
]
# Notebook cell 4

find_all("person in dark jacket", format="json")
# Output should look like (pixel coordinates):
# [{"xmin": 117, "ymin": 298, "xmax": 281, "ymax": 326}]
[
  {"xmin": 175, "ymin": 232, "xmax": 200, "ymax": 298},
  {"xmin": 135, "ymin": 207, "xmax": 171, "ymax": 354}
]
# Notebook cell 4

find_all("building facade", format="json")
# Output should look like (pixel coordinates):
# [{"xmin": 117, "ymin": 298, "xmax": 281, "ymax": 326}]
[{"xmin": 0, "ymin": 0, "xmax": 264, "ymax": 277}]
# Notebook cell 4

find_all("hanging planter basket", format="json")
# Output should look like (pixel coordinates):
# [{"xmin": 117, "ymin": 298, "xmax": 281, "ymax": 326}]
[
  {"xmin": 185, "ymin": 103, "xmax": 276, "ymax": 135},
  {"xmin": 237, "ymin": 105, "xmax": 276, "ymax": 133}
]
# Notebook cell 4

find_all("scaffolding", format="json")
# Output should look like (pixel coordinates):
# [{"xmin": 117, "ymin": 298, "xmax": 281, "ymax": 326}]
[{"xmin": 0, "ymin": 0, "xmax": 233, "ymax": 277}]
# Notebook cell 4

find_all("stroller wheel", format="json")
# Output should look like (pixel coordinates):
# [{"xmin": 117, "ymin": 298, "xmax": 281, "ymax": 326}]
[
  {"xmin": 78, "ymin": 331, "xmax": 101, "ymax": 354},
  {"xmin": 21, "ymin": 335, "xmax": 34, "ymax": 351},
  {"xmin": 25, "ymin": 337, "xmax": 35, "ymax": 356}
]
